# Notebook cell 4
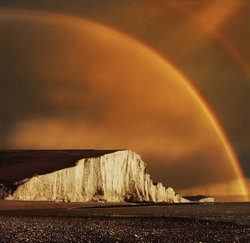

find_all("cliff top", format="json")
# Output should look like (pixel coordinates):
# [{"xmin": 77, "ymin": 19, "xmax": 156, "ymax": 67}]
[{"xmin": 0, "ymin": 150, "xmax": 123, "ymax": 187}]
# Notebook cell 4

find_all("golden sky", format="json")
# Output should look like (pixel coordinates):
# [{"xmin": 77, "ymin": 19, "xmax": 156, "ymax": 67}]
[{"xmin": 0, "ymin": 0, "xmax": 249, "ymax": 200}]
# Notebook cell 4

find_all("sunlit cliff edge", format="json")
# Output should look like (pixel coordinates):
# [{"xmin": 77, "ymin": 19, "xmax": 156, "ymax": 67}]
[{"xmin": 2, "ymin": 150, "xmax": 213, "ymax": 203}]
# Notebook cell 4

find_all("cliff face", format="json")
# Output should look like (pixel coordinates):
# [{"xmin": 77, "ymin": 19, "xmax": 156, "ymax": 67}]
[{"xmin": 7, "ymin": 150, "xmax": 181, "ymax": 203}]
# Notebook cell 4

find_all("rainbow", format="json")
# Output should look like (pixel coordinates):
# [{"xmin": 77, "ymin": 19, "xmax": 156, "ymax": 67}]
[
  {"xmin": 0, "ymin": 9, "xmax": 249, "ymax": 200},
  {"xmin": 171, "ymin": 0, "xmax": 250, "ymax": 79}
]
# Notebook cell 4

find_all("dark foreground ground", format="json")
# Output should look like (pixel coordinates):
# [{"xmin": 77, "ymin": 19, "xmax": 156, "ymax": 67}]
[{"xmin": 0, "ymin": 201, "xmax": 250, "ymax": 242}]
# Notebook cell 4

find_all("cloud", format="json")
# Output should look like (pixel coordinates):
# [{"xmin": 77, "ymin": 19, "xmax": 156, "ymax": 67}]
[{"xmin": 0, "ymin": 10, "xmax": 247, "ymax": 196}]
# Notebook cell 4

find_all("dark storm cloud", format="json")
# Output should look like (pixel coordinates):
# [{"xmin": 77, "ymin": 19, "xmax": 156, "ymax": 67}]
[
  {"xmin": 1, "ymin": 0, "xmax": 248, "ymax": 177},
  {"xmin": 0, "ymin": 18, "xmax": 106, "ymax": 148},
  {"xmin": 0, "ymin": 0, "xmax": 249, "ymax": 197},
  {"xmin": 0, "ymin": 27, "xmax": 54, "ymax": 147},
  {"xmin": 145, "ymin": 148, "xmax": 234, "ymax": 190},
  {"xmin": 0, "ymin": 73, "xmax": 53, "ymax": 147}
]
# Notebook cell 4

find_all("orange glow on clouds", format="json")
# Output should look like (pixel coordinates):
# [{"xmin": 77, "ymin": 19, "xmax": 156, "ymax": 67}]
[
  {"xmin": 171, "ymin": 0, "xmax": 250, "ymax": 79},
  {"xmin": 0, "ymin": 9, "xmax": 248, "ymax": 199}
]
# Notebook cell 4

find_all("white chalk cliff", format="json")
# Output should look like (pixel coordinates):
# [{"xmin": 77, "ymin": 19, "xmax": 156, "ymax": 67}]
[{"xmin": 7, "ymin": 150, "xmax": 185, "ymax": 203}]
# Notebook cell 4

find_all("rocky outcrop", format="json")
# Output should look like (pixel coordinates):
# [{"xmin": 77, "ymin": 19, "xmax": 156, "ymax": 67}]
[
  {"xmin": 198, "ymin": 197, "xmax": 214, "ymax": 203},
  {"xmin": 183, "ymin": 195, "xmax": 214, "ymax": 203},
  {"xmin": 0, "ymin": 184, "xmax": 10, "ymax": 199},
  {"xmin": 6, "ymin": 150, "xmax": 182, "ymax": 203}
]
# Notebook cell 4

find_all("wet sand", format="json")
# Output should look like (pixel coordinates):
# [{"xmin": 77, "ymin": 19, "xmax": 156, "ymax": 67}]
[{"xmin": 0, "ymin": 201, "xmax": 250, "ymax": 242}]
